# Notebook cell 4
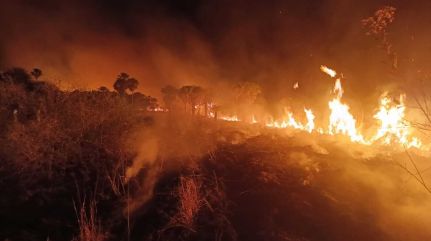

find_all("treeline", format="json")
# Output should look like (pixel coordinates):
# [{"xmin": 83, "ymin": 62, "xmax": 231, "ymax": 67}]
[
  {"xmin": 0, "ymin": 66, "xmax": 266, "ymax": 126},
  {"xmin": 159, "ymin": 82, "xmax": 263, "ymax": 120}
]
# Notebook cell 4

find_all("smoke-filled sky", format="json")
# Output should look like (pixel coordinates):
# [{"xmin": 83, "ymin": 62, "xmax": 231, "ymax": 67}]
[{"xmin": 1, "ymin": 0, "xmax": 431, "ymax": 108}]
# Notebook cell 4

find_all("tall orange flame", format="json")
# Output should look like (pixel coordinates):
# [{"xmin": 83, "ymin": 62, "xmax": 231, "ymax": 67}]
[
  {"xmin": 203, "ymin": 65, "xmax": 425, "ymax": 150},
  {"xmin": 373, "ymin": 94, "xmax": 421, "ymax": 148},
  {"xmin": 320, "ymin": 65, "xmax": 337, "ymax": 78}
]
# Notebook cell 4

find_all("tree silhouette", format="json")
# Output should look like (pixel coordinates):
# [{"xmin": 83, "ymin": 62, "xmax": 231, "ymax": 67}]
[
  {"xmin": 130, "ymin": 92, "xmax": 158, "ymax": 110},
  {"xmin": 201, "ymin": 89, "xmax": 213, "ymax": 117},
  {"xmin": 113, "ymin": 72, "xmax": 138, "ymax": 95},
  {"xmin": 1, "ymin": 68, "xmax": 32, "ymax": 86},
  {"xmin": 178, "ymin": 86, "xmax": 192, "ymax": 112},
  {"xmin": 178, "ymin": 85, "xmax": 205, "ymax": 115},
  {"xmin": 362, "ymin": 6, "xmax": 397, "ymax": 69},
  {"xmin": 234, "ymin": 81, "xmax": 262, "ymax": 105},
  {"xmin": 31, "ymin": 68, "xmax": 42, "ymax": 81},
  {"xmin": 161, "ymin": 85, "xmax": 178, "ymax": 111}
]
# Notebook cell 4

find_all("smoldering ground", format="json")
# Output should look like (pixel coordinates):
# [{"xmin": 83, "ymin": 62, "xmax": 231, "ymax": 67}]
[{"xmin": 121, "ymin": 115, "xmax": 431, "ymax": 241}]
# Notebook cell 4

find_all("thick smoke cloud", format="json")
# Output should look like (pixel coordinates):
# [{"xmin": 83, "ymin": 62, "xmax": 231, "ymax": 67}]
[
  {"xmin": 1, "ymin": 0, "xmax": 431, "ymax": 111},
  {"xmin": 0, "ymin": 0, "xmax": 218, "ymax": 95}
]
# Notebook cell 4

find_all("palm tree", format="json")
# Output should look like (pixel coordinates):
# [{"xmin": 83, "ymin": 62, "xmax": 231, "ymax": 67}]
[
  {"xmin": 113, "ymin": 72, "xmax": 139, "ymax": 95},
  {"xmin": 31, "ymin": 68, "xmax": 42, "ymax": 81}
]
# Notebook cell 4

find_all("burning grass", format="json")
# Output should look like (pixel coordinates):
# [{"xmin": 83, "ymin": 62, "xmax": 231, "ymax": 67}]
[{"xmin": 1, "ymin": 57, "xmax": 431, "ymax": 241}]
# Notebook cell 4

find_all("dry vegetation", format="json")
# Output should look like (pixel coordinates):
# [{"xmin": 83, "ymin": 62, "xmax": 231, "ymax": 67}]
[
  {"xmin": 0, "ymin": 66, "xmax": 431, "ymax": 241},
  {"xmin": 0, "ymin": 68, "xmax": 149, "ymax": 240},
  {"xmin": 2, "ymin": 5, "xmax": 431, "ymax": 238},
  {"xmin": 73, "ymin": 200, "xmax": 107, "ymax": 241}
]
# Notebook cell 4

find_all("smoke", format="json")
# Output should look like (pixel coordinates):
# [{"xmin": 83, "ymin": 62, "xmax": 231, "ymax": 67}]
[
  {"xmin": 274, "ymin": 131, "xmax": 431, "ymax": 240},
  {"xmin": 125, "ymin": 134, "xmax": 159, "ymax": 181},
  {"xmin": 3, "ymin": 0, "xmax": 431, "ymax": 108},
  {"xmin": 0, "ymin": 0, "xmax": 218, "ymax": 94},
  {"xmin": 122, "ymin": 113, "xmax": 237, "ymax": 213}
]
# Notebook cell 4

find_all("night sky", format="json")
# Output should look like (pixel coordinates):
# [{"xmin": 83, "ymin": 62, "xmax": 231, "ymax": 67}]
[{"xmin": 1, "ymin": 0, "xmax": 431, "ymax": 112}]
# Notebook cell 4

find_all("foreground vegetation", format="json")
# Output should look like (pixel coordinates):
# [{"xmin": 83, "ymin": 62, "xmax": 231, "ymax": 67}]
[{"xmin": 1, "ymin": 68, "xmax": 431, "ymax": 241}]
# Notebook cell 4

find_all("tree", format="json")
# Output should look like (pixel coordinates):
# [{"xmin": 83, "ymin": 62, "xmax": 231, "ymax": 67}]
[
  {"xmin": 178, "ymin": 85, "xmax": 205, "ymax": 115},
  {"xmin": 229, "ymin": 81, "xmax": 262, "ymax": 120},
  {"xmin": 130, "ymin": 92, "xmax": 158, "ymax": 111},
  {"xmin": 362, "ymin": 6, "xmax": 397, "ymax": 69},
  {"xmin": 161, "ymin": 85, "xmax": 178, "ymax": 111},
  {"xmin": 362, "ymin": 6, "xmax": 431, "ymax": 194},
  {"xmin": 234, "ymin": 81, "xmax": 262, "ymax": 105},
  {"xmin": 178, "ymin": 86, "xmax": 193, "ymax": 113},
  {"xmin": 113, "ymin": 73, "xmax": 139, "ymax": 95},
  {"xmin": 31, "ymin": 68, "xmax": 42, "ymax": 81},
  {"xmin": 1, "ymin": 67, "xmax": 32, "ymax": 88},
  {"xmin": 190, "ymin": 87, "xmax": 205, "ymax": 115},
  {"xmin": 202, "ymin": 89, "xmax": 213, "ymax": 117}
]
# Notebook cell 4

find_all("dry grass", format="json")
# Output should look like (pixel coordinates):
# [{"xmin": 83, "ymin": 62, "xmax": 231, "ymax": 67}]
[
  {"xmin": 203, "ymin": 172, "xmax": 237, "ymax": 241},
  {"xmin": 73, "ymin": 200, "xmax": 107, "ymax": 241},
  {"xmin": 169, "ymin": 175, "xmax": 204, "ymax": 231}
]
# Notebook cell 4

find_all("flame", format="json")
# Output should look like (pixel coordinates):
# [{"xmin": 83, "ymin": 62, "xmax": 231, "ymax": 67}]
[
  {"xmin": 152, "ymin": 106, "xmax": 166, "ymax": 112},
  {"xmin": 252, "ymin": 115, "xmax": 258, "ymax": 124},
  {"xmin": 150, "ymin": 65, "xmax": 425, "ymax": 150},
  {"xmin": 220, "ymin": 115, "xmax": 240, "ymax": 122},
  {"xmin": 328, "ymin": 98, "xmax": 366, "ymax": 143},
  {"xmin": 320, "ymin": 65, "xmax": 337, "ymax": 78},
  {"xmin": 287, "ymin": 112, "xmax": 304, "ymax": 129},
  {"xmin": 264, "ymin": 109, "xmax": 314, "ymax": 133},
  {"xmin": 304, "ymin": 108, "xmax": 315, "ymax": 133},
  {"xmin": 333, "ymin": 79, "xmax": 343, "ymax": 98},
  {"xmin": 372, "ymin": 94, "xmax": 421, "ymax": 148},
  {"xmin": 266, "ymin": 65, "xmax": 421, "ymax": 148},
  {"xmin": 327, "ymin": 78, "xmax": 367, "ymax": 143}
]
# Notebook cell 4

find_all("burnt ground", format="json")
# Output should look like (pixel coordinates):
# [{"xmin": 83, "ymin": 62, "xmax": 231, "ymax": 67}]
[
  {"xmin": 1, "ymin": 118, "xmax": 431, "ymax": 241},
  {"xmin": 127, "ymin": 129, "xmax": 431, "ymax": 241}
]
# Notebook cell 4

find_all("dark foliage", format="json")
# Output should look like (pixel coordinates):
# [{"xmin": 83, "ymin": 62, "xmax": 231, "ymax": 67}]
[
  {"xmin": 113, "ymin": 73, "xmax": 139, "ymax": 95},
  {"xmin": 0, "ymin": 67, "xmax": 156, "ymax": 241}
]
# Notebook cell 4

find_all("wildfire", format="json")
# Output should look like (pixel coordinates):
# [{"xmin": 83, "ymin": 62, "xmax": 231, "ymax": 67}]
[
  {"xmin": 327, "ymin": 75, "xmax": 367, "ymax": 143},
  {"xmin": 151, "ymin": 106, "xmax": 166, "ymax": 112},
  {"xmin": 320, "ymin": 65, "xmax": 337, "ymax": 78},
  {"xmin": 304, "ymin": 108, "xmax": 315, "ymax": 133},
  {"xmin": 264, "ymin": 110, "xmax": 310, "ymax": 130},
  {"xmin": 252, "ymin": 115, "xmax": 258, "ymax": 124},
  {"xmin": 333, "ymin": 79, "xmax": 343, "ymax": 98},
  {"xmin": 220, "ymin": 115, "xmax": 240, "ymax": 122},
  {"xmin": 372, "ymin": 94, "xmax": 421, "ymax": 148},
  {"xmin": 176, "ymin": 65, "xmax": 424, "ymax": 150},
  {"xmin": 328, "ymin": 95, "xmax": 366, "ymax": 143}
]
